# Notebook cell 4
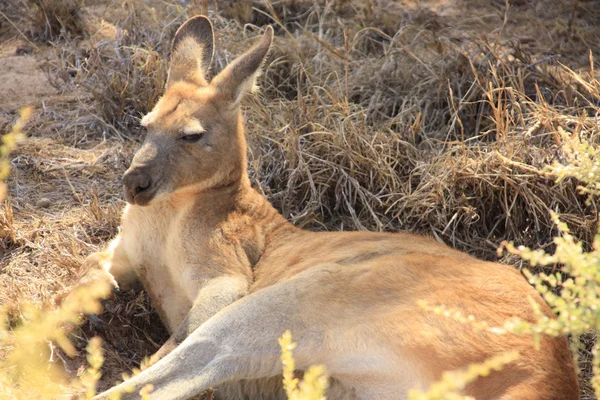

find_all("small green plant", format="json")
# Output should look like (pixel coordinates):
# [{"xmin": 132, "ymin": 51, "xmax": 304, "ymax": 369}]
[
  {"xmin": 407, "ymin": 352, "xmax": 519, "ymax": 400},
  {"xmin": 0, "ymin": 107, "xmax": 113, "ymax": 400},
  {"xmin": 1, "ymin": 106, "xmax": 31, "ymax": 200},
  {"xmin": 279, "ymin": 330, "xmax": 329, "ymax": 400},
  {"xmin": 419, "ymin": 117, "xmax": 600, "ymax": 397},
  {"xmin": 500, "ymin": 125, "xmax": 600, "ymax": 396},
  {"xmin": 0, "ymin": 281, "xmax": 112, "ymax": 399},
  {"xmin": 79, "ymin": 337, "xmax": 104, "ymax": 399}
]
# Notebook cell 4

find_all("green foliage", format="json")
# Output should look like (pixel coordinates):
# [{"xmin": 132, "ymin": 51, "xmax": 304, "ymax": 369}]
[
  {"xmin": 420, "ymin": 117, "xmax": 600, "ymax": 397},
  {"xmin": 0, "ymin": 281, "xmax": 112, "ymax": 399},
  {"xmin": 279, "ymin": 331, "xmax": 329, "ymax": 400},
  {"xmin": 0, "ymin": 111, "xmax": 113, "ymax": 397},
  {"xmin": 80, "ymin": 337, "xmax": 104, "ymax": 399},
  {"xmin": 1, "ymin": 107, "xmax": 31, "ymax": 199},
  {"xmin": 407, "ymin": 352, "xmax": 519, "ymax": 400},
  {"xmin": 501, "ymin": 125, "xmax": 600, "ymax": 396},
  {"xmin": 548, "ymin": 126, "xmax": 600, "ymax": 198}
]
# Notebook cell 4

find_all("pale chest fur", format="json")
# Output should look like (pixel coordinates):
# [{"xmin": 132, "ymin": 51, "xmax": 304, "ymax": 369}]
[{"xmin": 119, "ymin": 203, "xmax": 195, "ymax": 332}]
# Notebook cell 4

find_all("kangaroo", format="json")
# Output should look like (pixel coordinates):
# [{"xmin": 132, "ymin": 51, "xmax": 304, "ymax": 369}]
[{"xmin": 88, "ymin": 16, "xmax": 579, "ymax": 400}]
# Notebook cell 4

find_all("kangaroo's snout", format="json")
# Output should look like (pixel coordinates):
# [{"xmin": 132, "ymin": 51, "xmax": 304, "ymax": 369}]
[{"xmin": 122, "ymin": 167, "xmax": 154, "ymax": 206}]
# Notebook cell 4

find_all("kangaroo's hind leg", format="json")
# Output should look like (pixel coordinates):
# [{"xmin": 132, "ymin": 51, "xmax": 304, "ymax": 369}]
[{"xmin": 93, "ymin": 267, "xmax": 412, "ymax": 400}]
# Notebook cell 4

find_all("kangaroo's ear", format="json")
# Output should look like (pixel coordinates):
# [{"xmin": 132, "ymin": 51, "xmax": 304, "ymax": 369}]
[
  {"xmin": 167, "ymin": 16, "xmax": 214, "ymax": 87},
  {"xmin": 211, "ymin": 26, "xmax": 273, "ymax": 106}
]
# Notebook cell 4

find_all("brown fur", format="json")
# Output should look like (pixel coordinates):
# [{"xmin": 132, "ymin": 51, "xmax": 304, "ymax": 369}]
[{"xmin": 89, "ymin": 16, "xmax": 579, "ymax": 400}]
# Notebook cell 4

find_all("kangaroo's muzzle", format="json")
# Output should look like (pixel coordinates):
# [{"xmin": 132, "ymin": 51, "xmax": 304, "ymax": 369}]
[{"xmin": 122, "ymin": 167, "xmax": 156, "ymax": 206}]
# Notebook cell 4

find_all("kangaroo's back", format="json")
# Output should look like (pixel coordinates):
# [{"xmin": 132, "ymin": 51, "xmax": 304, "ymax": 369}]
[{"xmin": 88, "ymin": 16, "xmax": 579, "ymax": 400}]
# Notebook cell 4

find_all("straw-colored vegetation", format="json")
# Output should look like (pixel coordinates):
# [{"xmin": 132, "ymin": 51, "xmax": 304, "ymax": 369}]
[
  {"xmin": 408, "ymin": 351, "xmax": 520, "ymax": 400},
  {"xmin": 1, "ymin": 0, "xmax": 599, "ymax": 398},
  {"xmin": 279, "ymin": 331, "xmax": 329, "ymax": 400}
]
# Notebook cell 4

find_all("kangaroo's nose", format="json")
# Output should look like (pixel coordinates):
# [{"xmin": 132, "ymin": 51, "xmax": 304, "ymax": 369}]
[{"xmin": 122, "ymin": 168, "xmax": 152, "ymax": 205}]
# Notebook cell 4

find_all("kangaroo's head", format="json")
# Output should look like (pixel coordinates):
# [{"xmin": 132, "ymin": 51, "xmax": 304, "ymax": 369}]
[{"xmin": 122, "ymin": 16, "xmax": 273, "ymax": 206}]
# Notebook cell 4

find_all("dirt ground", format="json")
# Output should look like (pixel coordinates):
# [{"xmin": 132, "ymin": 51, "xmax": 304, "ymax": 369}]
[{"xmin": 1, "ymin": 0, "xmax": 599, "ymax": 397}]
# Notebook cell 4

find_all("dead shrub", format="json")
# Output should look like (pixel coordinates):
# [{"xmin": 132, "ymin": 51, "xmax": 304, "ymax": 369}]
[{"xmin": 2, "ymin": 0, "xmax": 85, "ymax": 41}]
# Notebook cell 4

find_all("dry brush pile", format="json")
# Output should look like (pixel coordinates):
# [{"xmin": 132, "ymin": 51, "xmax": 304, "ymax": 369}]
[{"xmin": 1, "ymin": 0, "xmax": 599, "ymax": 397}]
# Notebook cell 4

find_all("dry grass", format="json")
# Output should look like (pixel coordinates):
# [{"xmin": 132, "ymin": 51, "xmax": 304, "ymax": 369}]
[
  {"xmin": 1, "ymin": 0, "xmax": 86, "ymax": 41},
  {"xmin": 1, "ymin": 0, "xmax": 599, "ymax": 397}
]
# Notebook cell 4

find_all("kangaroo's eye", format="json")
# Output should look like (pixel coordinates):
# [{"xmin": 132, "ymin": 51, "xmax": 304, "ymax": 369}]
[{"xmin": 179, "ymin": 133, "xmax": 204, "ymax": 143}]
